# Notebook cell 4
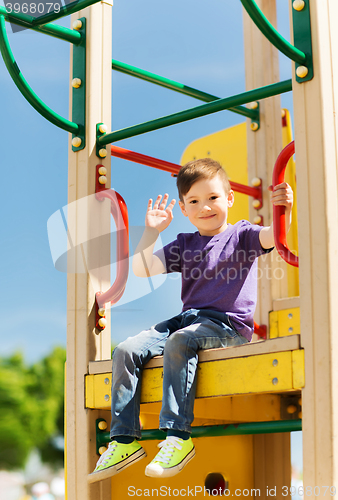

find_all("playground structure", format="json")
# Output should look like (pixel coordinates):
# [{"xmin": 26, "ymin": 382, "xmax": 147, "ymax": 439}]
[{"xmin": 1, "ymin": 0, "xmax": 338, "ymax": 498}]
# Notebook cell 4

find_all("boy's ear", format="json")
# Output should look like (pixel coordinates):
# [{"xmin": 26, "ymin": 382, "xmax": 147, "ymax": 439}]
[
  {"xmin": 227, "ymin": 190, "xmax": 235, "ymax": 208},
  {"xmin": 179, "ymin": 200, "xmax": 188, "ymax": 217}
]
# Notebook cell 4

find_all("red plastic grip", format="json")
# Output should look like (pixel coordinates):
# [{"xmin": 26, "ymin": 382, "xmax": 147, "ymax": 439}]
[
  {"xmin": 272, "ymin": 141, "xmax": 298, "ymax": 268},
  {"xmin": 95, "ymin": 189, "xmax": 129, "ymax": 307}
]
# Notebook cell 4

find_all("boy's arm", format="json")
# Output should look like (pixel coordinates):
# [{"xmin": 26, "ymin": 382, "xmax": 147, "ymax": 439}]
[
  {"xmin": 259, "ymin": 182, "xmax": 293, "ymax": 250},
  {"xmin": 132, "ymin": 194, "xmax": 176, "ymax": 277}
]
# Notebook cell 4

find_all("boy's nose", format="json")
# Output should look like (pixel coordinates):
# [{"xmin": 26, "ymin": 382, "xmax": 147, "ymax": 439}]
[{"xmin": 200, "ymin": 204, "xmax": 211, "ymax": 213}]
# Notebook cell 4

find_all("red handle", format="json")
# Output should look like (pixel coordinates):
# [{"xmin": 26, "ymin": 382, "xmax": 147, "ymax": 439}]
[
  {"xmin": 272, "ymin": 141, "xmax": 298, "ymax": 268},
  {"xmin": 95, "ymin": 189, "xmax": 129, "ymax": 307}
]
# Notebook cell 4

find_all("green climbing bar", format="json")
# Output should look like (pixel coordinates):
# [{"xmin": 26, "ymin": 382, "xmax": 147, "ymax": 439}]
[
  {"xmin": 0, "ymin": 7, "xmax": 81, "ymax": 44},
  {"xmin": 0, "ymin": 15, "xmax": 79, "ymax": 134},
  {"xmin": 240, "ymin": 0, "xmax": 307, "ymax": 65},
  {"xmin": 97, "ymin": 420, "xmax": 302, "ymax": 446},
  {"xmin": 98, "ymin": 79, "xmax": 292, "ymax": 145},
  {"xmin": 31, "ymin": 0, "xmax": 102, "ymax": 26},
  {"xmin": 112, "ymin": 59, "xmax": 257, "ymax": 120}
]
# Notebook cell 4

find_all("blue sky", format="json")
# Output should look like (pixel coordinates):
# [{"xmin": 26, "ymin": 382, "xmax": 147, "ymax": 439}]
[{"xmin": 0, "ymin": 0, "xmax": 302, "ymax": 468}]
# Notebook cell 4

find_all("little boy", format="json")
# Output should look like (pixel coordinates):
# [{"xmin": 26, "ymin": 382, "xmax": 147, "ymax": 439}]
[{"xmin": 89, "ymin": 158, "xmax": 293, "ymax": 483}]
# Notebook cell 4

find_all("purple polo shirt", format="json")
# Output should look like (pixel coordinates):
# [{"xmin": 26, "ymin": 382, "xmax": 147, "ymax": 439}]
[{"xmin": 157, "ymin": 220, "xmax": 273, "ymax": 341}]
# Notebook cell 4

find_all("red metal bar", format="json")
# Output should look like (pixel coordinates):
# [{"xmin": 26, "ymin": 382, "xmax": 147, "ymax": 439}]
[
  {"xmin": 111, "ymin": 145, "xmax": 262, "ymax": 202},
  {"xmin": 95, "ymin": 189, "xmax": 129, "ymax": 308},
  {"xmin": 111, "ymin": 145, "xmax": 180, "ymax": 175},
  {"xmin": 254, "ymin": 321, "xmax": 267, "ymax": 339},
  {"xmin": 272, "ymin": 141, "xmax": 298, "ymax": 267}
]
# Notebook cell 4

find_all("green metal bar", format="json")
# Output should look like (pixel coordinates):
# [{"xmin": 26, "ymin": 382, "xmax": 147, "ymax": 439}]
[
  {"xmin": 98, "ymin": 79, "xmax": 292, "ymax": 145},
  {"xmin": 0, "ymin": 7, "xmax": 81, "ymax": 44},
  {"xmin": 31, "ymin": 0, "xmax": 102, "ymax": 27},
  {"xmin": 97, "ymin": 420, "xmax": 302, "ymax": 446},
  {"xmin": 112, "ymin": 59, "xmax": 257, "ymax": 121},
  {"xmin": 240, "ymin": 0, "xmax": 307, "ymax": 65},
  {"xmin": 0, "ymin": 15, "xmax": 79, "ymax": 134}
]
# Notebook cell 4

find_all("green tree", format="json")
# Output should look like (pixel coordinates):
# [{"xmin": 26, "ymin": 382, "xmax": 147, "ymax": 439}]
[{"xmin": 0, "ymin": 347, "xmax": 66, "ymax": 470}]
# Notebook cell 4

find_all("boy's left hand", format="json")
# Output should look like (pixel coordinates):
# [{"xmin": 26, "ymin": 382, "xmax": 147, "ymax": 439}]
[{"xmin": 269, "ymin": 182, "xmax": 293, "ymax": 211}]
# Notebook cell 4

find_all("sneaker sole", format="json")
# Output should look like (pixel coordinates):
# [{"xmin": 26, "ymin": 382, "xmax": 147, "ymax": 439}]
[
  {"xmin": 88, "ymin": 448, "xmax": 146, "ymax": 484},
  {"xmin": 145, "ymin": 447, "xmax": 195, "ymax": 478}
]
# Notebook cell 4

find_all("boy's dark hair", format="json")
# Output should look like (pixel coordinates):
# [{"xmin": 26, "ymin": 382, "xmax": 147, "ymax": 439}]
[{"xmin": 176, "ymin": 158, "xmax": 231, "ymax": 202}]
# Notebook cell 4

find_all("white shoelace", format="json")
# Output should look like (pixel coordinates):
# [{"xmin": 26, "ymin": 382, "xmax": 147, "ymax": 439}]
[
  {"xmin": 154, "ymin": 436, "xmax": 183, "ymax": 465},
  {"xmin": 96, "ymin": 442, "xmax": 117, "ymax": 468}
]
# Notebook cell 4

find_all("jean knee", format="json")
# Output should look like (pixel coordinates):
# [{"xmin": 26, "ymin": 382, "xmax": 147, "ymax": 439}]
[{"xmin": 164, "ymin": 331, "xmax": 193, "ymax": 357}]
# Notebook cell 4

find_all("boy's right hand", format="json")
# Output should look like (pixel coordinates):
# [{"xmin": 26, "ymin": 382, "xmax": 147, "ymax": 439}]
[{"xmin": 145, "ymin": 194, "xmax": 176, "ymax": 233}]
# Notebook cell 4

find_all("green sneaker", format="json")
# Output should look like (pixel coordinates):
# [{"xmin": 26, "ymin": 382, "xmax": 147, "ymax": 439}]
[
  {"xmin": 88, "ymin": 439, "xmax": 146, "ymax": 483},
  {"xmin": 145, "ymin": 436, "xmax": 195, "ymax": 478}
]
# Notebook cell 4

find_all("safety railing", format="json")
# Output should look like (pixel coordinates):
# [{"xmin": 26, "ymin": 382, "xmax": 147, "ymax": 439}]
[
  {"xmin": 95, "ymin": 190, "xmax": 129, "ymax": 309},
  {"xmin": 272, "ymin": 141, "xmax": 298, "ymax": 268}
]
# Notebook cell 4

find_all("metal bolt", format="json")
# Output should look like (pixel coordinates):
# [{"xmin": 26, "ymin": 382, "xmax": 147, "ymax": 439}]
[
  {"xmin": 72, "ymin": 20, "xmax": 82, "ymax": 30},
  {"xmin": 287, "ymin": 405, "xmax": 297, "ymax": 414},
  {"xmin": 72, "ymin": 78, "xmax": 82, "ymax": 89},
  {"xmin": 104, "ymin": 394, "xmax": 110, "ymax": 401},
  {"xmin": 252, "ymin": 199, "xmax": 261, "ymax": 209},
  {"xmin": 99, "ymin": 148, "xmax": 107, "ymax": 158},
  {"xmin": 272, "ymin": 359, "xmax": 278, "ymax": 367},
  {"xmin": 104, "ymin": 378, "xmax": 110, "ymax": 385},
  {"xmin": 272, "ymin": 378, "xmax": 278, "ymax": 385},
  {"xmin": 250, "ymin": 101, "xmax": 258, "ymax": 110},
  {"xmin": 293, "ymin": 0, "xmax": 305, "ymax": 11},
  {"xmin": 98, "ymin": 420, "xmax": 107, "ymax": 430},
  {"xmin": 250, "ymin": 122, "xmax": 259, "ymax": 131},
  {"xmin": 281, "ymin": 109, "xmax": 286, "ymax": 118},
  {"xmin": 288, "ymin": 313, "xmax": 293, "ymax": 319},
  {"xmin": 251, "ymin": 177, "xmax": 261, "ymax": 187},
  {"xmin": 98, "ymin": 167, "xmax": 107, "ymax": 176},
  {"xmin": 296, "ymin": 66, "xmax": 309, "ymax": 78},
  {"xmin": 72, "ymin": 137, "xmax": 82, "ymax": 148},
  {"xmin": 288, "ymin": 327, "xmax": 293, "ymax": 333},
  {"xmin": 99, "ymin": 124, "xmax": 108, "ymax": 134},
  {"xmin": 253, "ymin": 215, "xmax": 262, "ymax": 225}
]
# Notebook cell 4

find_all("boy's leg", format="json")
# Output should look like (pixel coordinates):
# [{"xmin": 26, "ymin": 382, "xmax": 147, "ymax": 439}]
[
  {"xmin": 89, "ymin": 315, "xmax": 182, "ymax": 483},
  {"xmin": 159, "ymin": 313, "xmax": 247, "ymax": 433},
  {"xmin": 145, "ymin": 311, "xmax": 247, "ymax": 478}
]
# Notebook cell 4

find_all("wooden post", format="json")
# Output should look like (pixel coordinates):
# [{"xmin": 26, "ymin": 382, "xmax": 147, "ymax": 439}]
[
  {"xmin": 66, "ymin": 2, "xmax": 113, "ymax": 499},
  {"xmin": 291, "ymin": 0, "xmax": 338, "ymax": 487},
  {"xmin": 242, "ymin": 0, "xmax": 291, "ymax": 495}
]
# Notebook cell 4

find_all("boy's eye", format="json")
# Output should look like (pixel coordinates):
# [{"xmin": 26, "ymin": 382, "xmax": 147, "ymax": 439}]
[
  {"xmin": 190, "ymin": 200, "xmax": 198, "ymax": 204},
  {"xmin": 210, "ymin": 196, "xmax": 218, "ymax": 200}
]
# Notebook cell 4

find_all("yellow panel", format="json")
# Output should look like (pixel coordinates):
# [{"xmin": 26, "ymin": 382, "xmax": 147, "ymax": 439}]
[
  {"xmin": 269, "ymin": 307, "xmax": 300, "ymax": 338},
  {"xmin": 197, "ymin": 351, "xmax": 293, "ymax": 396},
  {"xmin": 292, "ymin": 349, "xmax": 305, "ymax": 389},
  {"xmin": 180, "ymin": 123, "xmax": 249, "ymax": 225},
  {"xmin": 86, "ymin": 350, "xmax": 305, "ymax": 409},
  {"xmin": 282, "ymin": 109, "xmax": 299, "ymax": 297},
  {"xmin": 111, "ymin": 435, "xmax": 254, "ymax": 498}
]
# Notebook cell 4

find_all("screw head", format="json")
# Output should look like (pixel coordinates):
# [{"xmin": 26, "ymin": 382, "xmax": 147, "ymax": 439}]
[
  {"xmin": 99, "ymin": 175, "xmax": 107, "ymax": 185},
  {"xmin": 99, "ymin": 124, "xmax": 108, "ymax": 134},
  {"xmin": 99, "ymin": 446, "xmax": 107, "ymax": 455},
  {"xmin": 251, "ymin": 177, "xmax": 261, "ymax": 187},
  {"xmin": 250, "ymin": 122, "xmax": 259, "ymax": 131},
  {"xmin": 288, "ymin": 327, "xmax": 293, "ymax": 333},
  {"xmin": 72, "ymin": 78, "xmax": 82, "ymax": 89},
  {"xmin": 104, "ymin": 394, "xmax": 110, "ymax": 401},
  {"xmin": 253, "ymin": 215, "xmax": 262, "ymax": 225},
  {"xmin": 98, "ymin": 166, "xmax": 107, "ymax": 176},
  {"xmin": 296, "ymin": 66, "xmax": 309, "ymax": 78},
  {"xmin": 293, "ymin": 0, "xmax": 305, "ymax": 11},
  {"xmin": 104, "ymin": 378, "xmax": 110, "ymax": 385},
  {"xmin": 98, "ymin": 317, "xmax": 107, "ymax": 328},
  {"xmin": 272, "ymin": 359, "xmax": 278, "ymax": 367},
  {"xmin": 72, "ymin": 20, "xmax": 82, "ymax": 30},
  {"xmin": 99, "ymin": 148, "xmax": 107, "ymax": 158},
  {"xmin": 252, "ymin": 199, "xmax": 261, "ymax": 209},
  {"xmin": 98, "ymin": 420, "xmax": 108, "ymax": 430},
  {"xmin": 281, "ymin": 109, "xmax": 286, "ymax": 118},
  {"xmin": 249, "ymin": 101, "xmax": 259, "ymax": 110},
  {"xmin": 72, "ymin": 137, "xmax": 82, "ymax": 148},
  {"xmin": 288, "ymin": 313, "xmax": 293, "ymax": 319},
  {"xmin": 272, "ymin": 377, "xmax": 278, "ymax": 385}
]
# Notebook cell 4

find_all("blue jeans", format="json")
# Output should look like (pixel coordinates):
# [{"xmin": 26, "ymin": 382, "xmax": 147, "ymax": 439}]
[{"xmin": 110, "ymin": 308, "xmax": 248, "ymax": 439}]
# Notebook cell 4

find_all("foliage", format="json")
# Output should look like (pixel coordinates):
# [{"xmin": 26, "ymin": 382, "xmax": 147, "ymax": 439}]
[{"xmin": 0, "ymin": 347, "xmax": 66, "ymax": 470}]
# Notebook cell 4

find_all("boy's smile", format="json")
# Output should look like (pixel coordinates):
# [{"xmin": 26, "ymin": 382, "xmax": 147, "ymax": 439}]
[{"xmin": 179, "ymin": 175, "xmax": 234, "ymax": 236}]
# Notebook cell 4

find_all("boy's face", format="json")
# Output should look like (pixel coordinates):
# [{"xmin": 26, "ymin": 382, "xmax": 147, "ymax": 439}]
[{"xmin": 179, "ymin": 174, "xmax": 234, "ymax": 236}]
